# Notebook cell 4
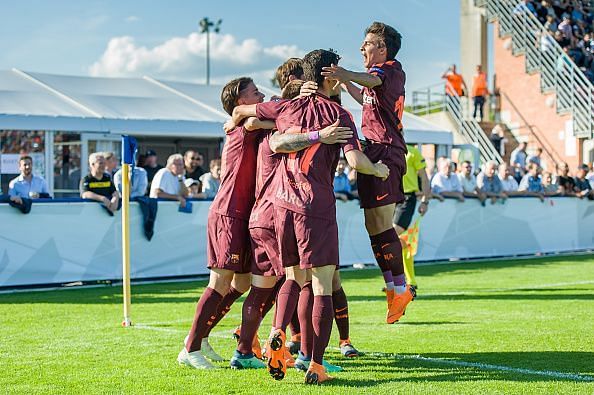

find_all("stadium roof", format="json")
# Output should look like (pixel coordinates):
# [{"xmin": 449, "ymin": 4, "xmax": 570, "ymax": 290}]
[{"xmin": 0, "ymin": 69, "xmax": 453, "ymax": 144}]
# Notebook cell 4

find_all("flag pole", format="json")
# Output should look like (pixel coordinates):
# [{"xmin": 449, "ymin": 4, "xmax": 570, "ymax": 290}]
[{"xmin": 121, "ymin": 135, "xmax": 136, "ymax": 327}]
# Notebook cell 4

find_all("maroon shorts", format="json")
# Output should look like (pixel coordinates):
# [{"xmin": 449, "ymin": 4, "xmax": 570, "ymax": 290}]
[
  {"xmin": 206, "ymin": 211, "xmax": 252, "ymax": 273},
  {"xmin": 273, "ymin": 206, "xmax": 339, "ymax": 269},
  {"xmin": 357, "ymin": 142, "xmax": 406, "ymax": 209},
  {"xmin": 249, "ymin": 227, "xmax": 284, "ymax": 276}
]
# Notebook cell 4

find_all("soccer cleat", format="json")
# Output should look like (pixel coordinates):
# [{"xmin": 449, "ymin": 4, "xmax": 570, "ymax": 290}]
[
  {"xmin": 200, "ymin": 338, "xmax": 224, "ymax": 362},
  {"xmin": 305, "ymin": 361, "xmax": 334, "ymax": 385},
  {"xmin": 232, "ymin": 326, "xmax": 263, "ymax": 360},
  {"xmin": 294, "ymin": 353, "xmax": 341, "ymax": 373},
  {"xmin": 339, "ymin": 339, "xmax": 361, "ymax": 358},
  {"xmin": 229, "ymin": 350, "xmax": 266, "ymax": 369},
  {"xmin": 386, "ymin": 285, "xmax": 416, "ymax": 324},
  {"xmin": 177, "ymin": 348, "xmax": 216, "ymax": 369},
  {"xmin": 284, "ymin": 347, "xmax": 295, "ymax": 368},
  {"xmin": 266, "ymin": 329, "xmax": 287, "ymax": 380},
  {"xmin": 386, "ymin": 288, "xmax": 395, "ymax": 311},
  {"xmin": 286, "ymin": 333, "xmax": 301, "ymax": 355}
]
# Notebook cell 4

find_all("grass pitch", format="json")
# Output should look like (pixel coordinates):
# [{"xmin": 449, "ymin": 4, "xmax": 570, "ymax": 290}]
[{"xmin": 2, "ymin": 255, "xmax": 594, "ymax": 394}]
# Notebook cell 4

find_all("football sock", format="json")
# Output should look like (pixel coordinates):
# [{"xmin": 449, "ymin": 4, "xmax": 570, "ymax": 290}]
[
  {"xmin": 402, "ymin": 243, "xmax": 417, "ymax": 287},
  {"xmin": 204, "ymin": 287, "xmax": 243, "ymax": 337},
  {"xmin": 332, "ymin": 287, "xmax": 350, "ymax": 342},
  {"xmin": 297, "ymin": 282, "xmax": 314, "ymax": 358},
  {"xmin": 370, "ymin": 232, "xmax": 394, "ymax": 286},
  {"xmin": 288, "ymin": 308, "xmax": 301, "ymax": 339},
  {"xmin": 378, "ymin": 229, "xmax": 406, "ymax": 294},
  {"xmin": 312, "ymin": 295, "xmax": 333, "ymax": 365},
  {"xmin": 186, "ymin": 287, "xmax": 223, "ymax": 352},
  {"xmin": 274, "ymin": 280, "xmax": 301, "ymax": 332},
  {"xmin": 262, "ymin": 277, "xmax": 283, "ymax": 320},
  {"xmin": 238, "ymin": 286, "xmax": 273, "ymax": 355}
]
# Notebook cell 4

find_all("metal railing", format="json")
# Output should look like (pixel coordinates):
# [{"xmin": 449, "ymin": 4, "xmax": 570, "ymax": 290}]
[
  {"xmin": 477, "ymin": 0, "xmax": 594, "ymax": 139},
  {"xmin": 411, "ymin": 83, "xmax": 504, "ymax": 165}
]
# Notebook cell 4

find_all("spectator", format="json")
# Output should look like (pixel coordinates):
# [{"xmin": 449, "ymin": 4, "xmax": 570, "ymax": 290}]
[
  {"xmin": 198, "ymin": 159, "xmax": 222, "ymax": 199},
  {"xmin": 347, "ymin": 168, "xmax": 359, "ymax": 199},
  {"xmin": 431, "ymin": 157, "xmax": 464, "ymax": 201},
  {"xmin": 558, "ymin": 14, "xmax": 574, "ymax": 41},
  {"xmin": 541, "ymin": 170, "xmax": 560, "ymax": 195},
  {"xmin": 334, "ymin": 158, "xmax": 356, "ymax": 201},
  {"xmin": 528, "ymin": 147, "xmax": 544, "ymax": 168},
  {"xmin": 556, "ymin": 161, "xmax": 576, "ymax": 195},
  {"xmin": 142, "ymin": 150, "xmax": 164, "ymax": 193},
  {"xmin": 184, "ymin": 178, "xmax": 201, "ymax": 198},
  {"xmin": 574, "ymin": 164, "xmax": 594, "ymax": 199},
  {"xmin": 80, "ymin": 152, "xmax": 119, "ymax": 215},
  {"xmin": 554, "ymin": 30, "xmax": 571, "ymax": 49},
  {"xmin": 519, "ymin": 163, "xmax": 545, "ymax": 200},
  {"xmin": 477, "ymin": 160, "xmax": 505, "ymax": 203},
  {"xmin": 103, "ymin": 152, "xmax": 119, "ymax": 177},
  {"xmin": 8, "ymin": 155, "xmax": 50, "ymax": 203},
  {"xmin": 457, "ymin": 161, "xmax": 487, "ymax": 203},
  {"xmin": 471, "ymin": 64, "xmax": 489, "ymax": 121},
  {"xmin": 587, "ymin": 162, "xmax": 594, "ymax": 189},
  {"xmin": 184, "ymin": 150, "xmax": 206, "ymax": 181},
  {"xmin": 113, "ymin": 164, "xmax": 148, "ymax": 199},
  {"xmin": 490, "ymin": 124, "xmax": 508, "ymax": 156},
  {"xmin": 544, "ymin": 14, "xmax": 559, "ymax": 33},
  {"xmin": 498, "ymin": 163, "xmax": 520, "ymax": 193},
  {"xmin": 510, "ymin": 142, "xmax": 528, "ymax": 180},
  {"xmin": 149, "ymin": 154, "xmax": 189, "ymax": 207},
  {"xmin": 441, "ymin": 64, "xmax": 467, "ymax": 98}
]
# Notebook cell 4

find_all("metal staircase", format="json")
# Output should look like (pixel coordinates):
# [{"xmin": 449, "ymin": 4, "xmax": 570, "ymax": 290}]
[{"xmin": 476, "ymin": 0, "xmax": 594, "ymax": 139}]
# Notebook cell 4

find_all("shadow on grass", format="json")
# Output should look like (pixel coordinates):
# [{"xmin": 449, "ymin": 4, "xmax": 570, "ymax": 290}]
[{"xmin": 332, "ymin": 351, "xmax": 594, "ymax": 383}]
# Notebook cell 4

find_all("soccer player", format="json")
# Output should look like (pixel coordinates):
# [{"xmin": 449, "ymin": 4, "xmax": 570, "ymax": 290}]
[
  {"xmin": 394, "ymin": 144, "xmax": 431, "ymax": 289},
  {"xmin": 230, "ymin": 83, "xmax": 356, "ymax": 370},
  {"xmin": 321, "ymin": 22, "xmax": 415, "ymax": 324},
  {"xmin": 178, "ymin": 77, "xmax": 271, "ymax": 370},
  {"xmin": 231, "ymin": 49, "xmax": 388, "ymax": 384}
]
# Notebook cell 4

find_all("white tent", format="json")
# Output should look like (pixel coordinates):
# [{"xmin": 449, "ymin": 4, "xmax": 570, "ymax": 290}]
[{"xmin": 0, "ymin": 69, "xmax": 453, "ymax": 144}]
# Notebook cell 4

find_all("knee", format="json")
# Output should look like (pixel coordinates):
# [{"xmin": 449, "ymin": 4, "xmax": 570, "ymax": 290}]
[{"xmin": 232, "ymin": 273, "xmax": 251, "ymax": 294}]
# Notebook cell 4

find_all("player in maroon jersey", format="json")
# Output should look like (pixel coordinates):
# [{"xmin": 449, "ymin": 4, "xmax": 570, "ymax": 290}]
[
  {"xmin": 321, "ymin": 21, "xmax": 415, "ymax": 325},
  {"xmin": 230, "ymin": 49, "xmax": 389, "ymax": 384}
]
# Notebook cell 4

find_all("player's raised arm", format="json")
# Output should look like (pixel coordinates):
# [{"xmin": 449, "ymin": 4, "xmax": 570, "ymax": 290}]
[
  {"xmin": 345, "ymin": 150, "xmax": 389, "ymax": 180},
  {"xmin": 322, "ymin": 64, "xmax": 382, "ymax": 89}
]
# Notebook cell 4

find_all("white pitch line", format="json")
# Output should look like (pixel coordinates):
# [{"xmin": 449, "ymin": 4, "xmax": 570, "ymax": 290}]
[{"xmin": 331, "ymin": 349, "xmax": 594, "ymax": 383}]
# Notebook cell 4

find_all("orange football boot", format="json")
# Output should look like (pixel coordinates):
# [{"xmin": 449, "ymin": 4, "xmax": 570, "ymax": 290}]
[
  {"xmin": 386, "ymin": 285, "xmax": 415, "ymax": 324},
  {"xmin": 305, "ymin": 361, "xmax": 334, "ymax": 384},
  {"xmin": 266, "ymin": 329, "xmax": 287, "ymax": 380}
]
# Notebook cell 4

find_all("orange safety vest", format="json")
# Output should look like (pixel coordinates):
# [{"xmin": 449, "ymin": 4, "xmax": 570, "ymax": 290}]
[
  {"xmin": 445, "ymin": 73, "xmax": 464, "ymax": 96},
  {"xmin": 472, "ymin": 72, "xmax": 488, "ymax": 97}
]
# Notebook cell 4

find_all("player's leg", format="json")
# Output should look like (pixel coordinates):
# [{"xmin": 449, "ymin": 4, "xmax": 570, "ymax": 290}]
[
  {"xmin": 332, "ymin": 271, "xmax": 360, "ymax": 358},
  {"xmin": 305, "ymin": 265, "xmax": 336, "ymax": 384},
  {"xmin": 396, "ymin": 225, "xmax": 417, "ymax": 289}
]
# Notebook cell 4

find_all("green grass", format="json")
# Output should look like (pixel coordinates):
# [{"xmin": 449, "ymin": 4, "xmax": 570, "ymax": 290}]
[{"xmin": 2, "ymin": 255, "xmax": 594, "ymax": 394}]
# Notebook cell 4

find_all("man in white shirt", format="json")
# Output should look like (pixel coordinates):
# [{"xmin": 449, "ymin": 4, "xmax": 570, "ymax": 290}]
[
  {"xmin": 431, "ymin": 157, "xmax": 464, "ymax": 201},
  {"xmin": 8, "ymin": 156, "xmax": 49, "ymax": 203},
  {"xmin": 498, "ymin": 163, "xmax": 520, "ymax": 193},
  {"xmin": 149, "ymin": 153, "xmax": 189, "ymax": 208},
  {"xmin": 198, "ymin": 159, "xmax": 222, "ymax": 199},
  {"xmin": 457, "ymin": 160, "xmax": 486, "ymax": 204}
]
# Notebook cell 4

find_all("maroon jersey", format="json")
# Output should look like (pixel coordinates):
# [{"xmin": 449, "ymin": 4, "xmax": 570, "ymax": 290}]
[
  {"xmin": 361, "ymin": 60, "xmax": 407, "ymax": 152},
  {"xmin": 210, "ymin": 125, "xmax": 261, "ymax": 220},
  {"xmin": 257, "ymin": 94, "xmax": 361, "ymax": 221},
  {"xmin": 249, "ymin": 131, "xmax": 281, "ymax": 229}
]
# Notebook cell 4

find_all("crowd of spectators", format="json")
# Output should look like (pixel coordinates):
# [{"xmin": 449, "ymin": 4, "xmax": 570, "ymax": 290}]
[{"xmin": 522, "ymin": 0, "xmax": 594, "ymax": 82}]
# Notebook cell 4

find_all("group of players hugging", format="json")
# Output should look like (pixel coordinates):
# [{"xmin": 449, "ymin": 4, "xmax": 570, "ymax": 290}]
[{"xmin": 177, "ymin": 21, "xmax": 415, "ymax": 385}]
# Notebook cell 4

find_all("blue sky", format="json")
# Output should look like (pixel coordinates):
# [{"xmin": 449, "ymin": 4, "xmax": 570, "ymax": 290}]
[{"xmin": 0, "ymin": 0, "xmax": 461, "ymax": 92}]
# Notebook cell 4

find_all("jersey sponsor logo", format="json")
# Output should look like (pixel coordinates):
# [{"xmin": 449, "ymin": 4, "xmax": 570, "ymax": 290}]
[
  {"xmin": 231, "ymin": 254, "xmax": 240, "ymax": 264},
  {"xmin": 88, "ymin": 181, "xmax": 111, "ymax": 188},
  {"xmin": 376, "ymin": 193, "xmax": 389, "ymax": 201},
  {"xmin": 362, "ymin": 93, "xmax": 375, "ymax": 105},
  {"xmin": 275, "ymin": 188, "xmax": 305, "ymax": 208}
]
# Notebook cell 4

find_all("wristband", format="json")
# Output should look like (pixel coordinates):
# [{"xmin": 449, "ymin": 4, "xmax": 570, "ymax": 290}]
[{"xmin": 308, "ymin": 130, "xmax": 320, "ymax": 144}]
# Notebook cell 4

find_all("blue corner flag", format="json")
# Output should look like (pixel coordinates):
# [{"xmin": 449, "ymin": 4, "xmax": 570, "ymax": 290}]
[{"xmin": 122, "ymin": 135, "xmax": 138, "ymax": 165}]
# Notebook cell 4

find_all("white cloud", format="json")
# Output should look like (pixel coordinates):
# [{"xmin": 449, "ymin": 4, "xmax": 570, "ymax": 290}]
[
  {"xmin": 89, "ymin": 32, "xmax": 305, "ymax": 84},
  {"xmin": 125, "ymin": 15, "xmax": 140, "ymax": 23}
]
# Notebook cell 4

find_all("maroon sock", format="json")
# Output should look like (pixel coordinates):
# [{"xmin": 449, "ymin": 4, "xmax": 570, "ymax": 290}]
[
  {"xmin": 203, "ymin": 287, "xmax": 243, "ymax": 337},
  {"xmin": 186, "ymin": 287, "xmax": 224, "ymax": 352},
  {"xmin": 262, "ymin": 277, "xmax": 283, "ymax": 319},
  {"xmin": 237, "ymin": 286, "xmax": 273, "ymax": 355},
  {"xmin": 370, "ymin": 232, "xmax": 393, "ymax": 283},
  {"xmin": 378, "ymin": 229, "xmax": 404, "ymax": 278},
  {"xmin": 332, "ymin": 287, "xmax": 349, "ymax": 341},
  {"xmin": 288, "ymin": 308, "xmax": 301, "ymax": 338},
  {"xmin": 312, "ymin": 295, "xmax": 333, "ymax": 365},
  {"xmin": 274, "ymin": 279, "xmax": 301, "ymax": 332},
  {"xmin": 297, "ymin": 282, "xmax": 313, "ymax": 358}
]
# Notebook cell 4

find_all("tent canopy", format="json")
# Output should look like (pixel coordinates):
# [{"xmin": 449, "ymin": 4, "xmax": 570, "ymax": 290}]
[{"xmin": 0, "ymin": 69, "xmax": 453, "ymax": 144}]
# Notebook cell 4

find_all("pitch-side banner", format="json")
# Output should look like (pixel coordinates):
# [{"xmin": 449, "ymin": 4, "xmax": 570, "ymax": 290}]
[{"xmin": 1, "ymin": 198, "xmax": 593, "ymax": 287}]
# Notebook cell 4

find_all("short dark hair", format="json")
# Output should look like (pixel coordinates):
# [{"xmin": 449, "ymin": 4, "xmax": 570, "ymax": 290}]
[
  {"xmin": 281, "ymin": 80, "xmax": 304, "ymax": 100},
  {"xmin": 365, "ymin": 21, "xmax": 402, "ymax": 59},
  {"xmin": 221, "ymin": 77, "xmax": 253, "ymax": 115},
  {"xmin": 302, "ymin": 49, "xmax": 340, "ymax": 86},
  {"xmin": 19, "ymin": 155, "xmax": 32, "ymax": 163},
  {"xmin": 275, "ymin": 58, "xmax": 304, "ymax": 89}
]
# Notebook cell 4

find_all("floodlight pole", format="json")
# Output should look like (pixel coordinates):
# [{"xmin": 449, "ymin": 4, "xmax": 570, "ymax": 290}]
[{"xmin": 199, "ymin": 17, "xmax": 222, "ymax": 85}]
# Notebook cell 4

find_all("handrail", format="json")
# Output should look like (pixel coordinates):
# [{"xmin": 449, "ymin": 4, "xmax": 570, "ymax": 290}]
[
  {"xmin": 477, "ymin": 0, "xmax": 594, "ymax": 139},
  {"xmin": 499, "ymin": 90, "xmax": 564, "ymax": 166}
]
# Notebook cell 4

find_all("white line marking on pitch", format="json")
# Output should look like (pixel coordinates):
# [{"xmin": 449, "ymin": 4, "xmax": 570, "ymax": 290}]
[{"xmin": 349, "ymin": 350, "xmax": 594, "ymax": 382}]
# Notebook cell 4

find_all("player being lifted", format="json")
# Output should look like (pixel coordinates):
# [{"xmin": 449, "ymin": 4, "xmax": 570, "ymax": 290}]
[
  {"xmin": 321, "ymin": 22, "xmax": 414, "ymax": 324},
  {"xmin": 230, "ymin": 49, "xmax": 388, "ymax": 384}
]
